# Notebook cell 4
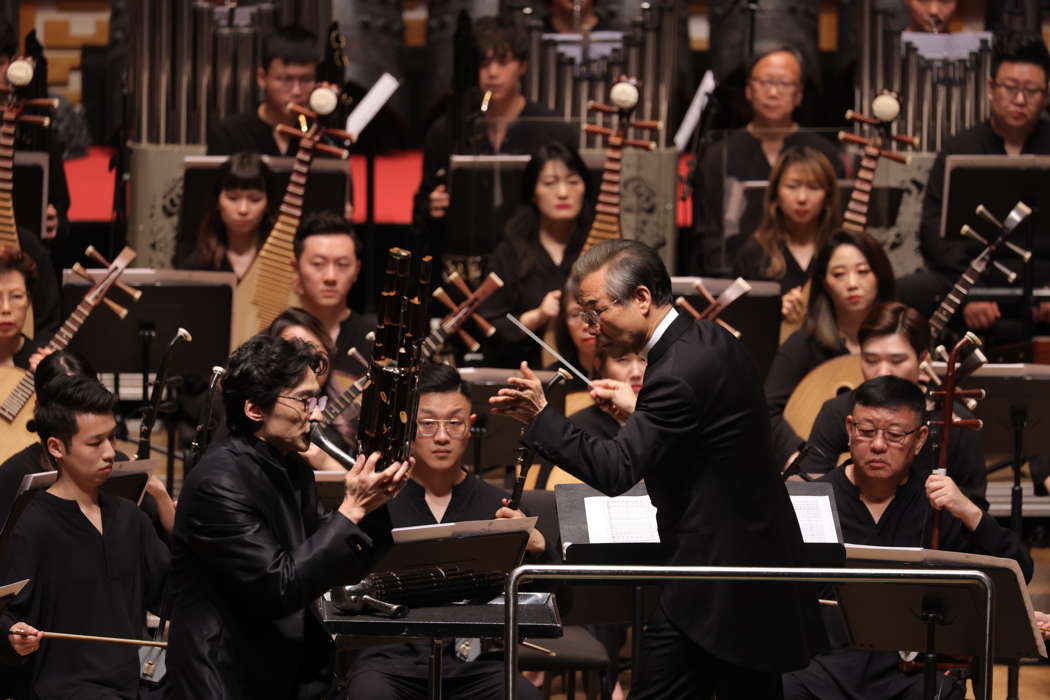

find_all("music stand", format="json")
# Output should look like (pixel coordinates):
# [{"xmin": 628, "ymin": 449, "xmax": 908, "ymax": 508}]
[
  {"xmin": 177, "ymin": 155, "xmax": 350, "ymax": 266},
  {"xmin": 13, "ymin": 152, "xmax": 48, "ymax": 239},
  {"xmin": 447, "ymin": 155, "xmax": 531, "ymax": 258},
  {"xmin": 670, "ymin": 277, "xmax": 782, "ymax": 380}
]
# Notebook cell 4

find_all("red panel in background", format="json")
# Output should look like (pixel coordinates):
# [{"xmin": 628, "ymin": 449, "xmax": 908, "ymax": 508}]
[{"xmin": 65, "ymin": 146, "xmax": 116, "ymax": 222}]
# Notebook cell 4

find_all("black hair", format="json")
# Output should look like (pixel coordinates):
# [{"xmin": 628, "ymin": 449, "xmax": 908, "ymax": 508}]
[
  {"xmin": 261, "ymin": 25, "xmax": 319, "ymax": 70},
  {"xmin": 33, "ymin": 350, "xmax": 97, "ymax": 395},
  {"xmin": 266, "ymin": 307, "xmax": 336, "ymax": 364},
  {"xmin": 474, "ymin": 15, "xmax": 529, "ymax": 63},
  {"xmin": 294, "ymin": 210, "xmax": 362, "ymax": 260},
  {"xmin": 34, "ymin": 375, "xmax": 117, "ymax": 450},
  {"xmin": 851, "ymin": 375, "xmax": 926, "ymax": 424},
  {"xmin": 194, "ymin": 153, "xmax": 275, "ymax": 269},
  {"xmin": 571, "ymin": 239, "xmax": 673, "ymax": 307},
  {"xmin": 0, "ymin": 17, "xmax": 15, "ymax": 59},
  {"xmin": 503, "ymin": 140, "xmax": 594, "ymax": 279},
  {"xmin": 747, "ymin": 42, "xmax": 806, "ymax": 83},
  {"xmin": 418, "ymin": 362, "xmax": 471, "ymax": 400},
  {"xmin": 223, "ymin": 334, "xmax": 327, "ymax": 435},
  {"xmin": 991, "ymin": 30, "xmax": 1050, "ymax": 80}
]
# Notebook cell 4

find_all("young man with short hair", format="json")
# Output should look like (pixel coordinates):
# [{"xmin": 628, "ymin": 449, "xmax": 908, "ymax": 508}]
[
  {"xmin": 0, "ymin": 375, "xmax": 169, "ymax": 699},
  {"xmin": 345, "ymin": 362, "xmax": 544, "ymax": 700}
]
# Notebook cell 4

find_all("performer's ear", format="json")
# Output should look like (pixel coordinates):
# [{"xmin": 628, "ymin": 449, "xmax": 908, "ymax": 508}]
[
  {"xmin": 46, "ymin": 436, "xmax": 66, "ymax": 463},
  {"xmin": 244, "ymin": 400, "xmax": 265, "ymax": 423}
]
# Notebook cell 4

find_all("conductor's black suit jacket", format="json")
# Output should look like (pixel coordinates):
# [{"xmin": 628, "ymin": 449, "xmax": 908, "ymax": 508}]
[
  {"xmin": 166, "ymin": 435, "xmax": 391, "ymax": 699},
  {"xmin": 523, "ymin": 312, "xmax": 821, "ymax": 672}
]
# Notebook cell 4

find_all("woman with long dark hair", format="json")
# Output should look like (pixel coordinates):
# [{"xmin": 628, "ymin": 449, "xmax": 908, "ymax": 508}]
[
  {"xmin": 180, "ymin": 152, "xmax": 275, "ymax": 279},
  {"xmin": 482, "ymin": 140, "xmax": 595, "ymax": 368}
]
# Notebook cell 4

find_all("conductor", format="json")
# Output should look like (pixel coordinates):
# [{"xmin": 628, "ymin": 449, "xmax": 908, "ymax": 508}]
[{"xmin": 491, "ymin": 240, "xmax": 820, "ymax": 699}]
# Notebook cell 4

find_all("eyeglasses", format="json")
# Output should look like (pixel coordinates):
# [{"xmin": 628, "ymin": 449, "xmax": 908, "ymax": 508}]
[
  {"xmin": 993, "ymin": 81, "xmax": 1048, "ymax": 101},
  {"xmin": 576, "ymin": 304, "xmax": 616, "ymax": 328},
  {"xmin": 417, "ymin": 418, "xmax": 470, "ymax": 438},
  {"xmin": 749, "ymin": 78, "xmax": 800, "ymax": 92},
  {"xmin": 270, "ymin": 74, "xmax": 316, "ymax": 88},
  {"xmin": 277, "ymin": 395, "xmax": 327, "ymax": 414},
  {"xmin": 851, "ymin": 423, "xmax": 921, "ymax": 447}
]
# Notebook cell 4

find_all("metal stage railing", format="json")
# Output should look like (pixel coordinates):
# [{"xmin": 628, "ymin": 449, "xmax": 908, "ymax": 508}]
[{"xmin": 503, "ymin": 564, "xmax": 995, "ymax": 700}]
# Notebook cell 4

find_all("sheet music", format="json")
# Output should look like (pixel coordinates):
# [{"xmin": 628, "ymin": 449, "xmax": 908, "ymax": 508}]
[
  {"xmin": 584, "ymin": 495, "xmax": 660, "ymax": 543},
  {"xmin": 789, "ymin": 494, "xmax": 840, "ymax": 544},
  {"xmin": 344, "ymin": 73, "xmax": 399, "ymax": 139}
]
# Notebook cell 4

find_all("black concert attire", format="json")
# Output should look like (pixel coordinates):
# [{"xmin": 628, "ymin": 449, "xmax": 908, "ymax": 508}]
[
  {"xmin": 782, "ymin": 465, "xmax": 1033, "ymax": 700},
  {"xmin": 733, "ymin": 237, "xmax": 812, "ymax": 294},
  {"xmin": 167, "ymin": 434, "xmax": 393, "ymax": 700},
  {"xmin": 19, "ymin": 229, "xmax": 61, "ymax": 343},
  {"xmin": 694, "ymin": 129, "xmax": 844, "ymax": 276},
  {"xmin": 411, "ymin": 102, "xmax": 578, "ymax": 256},
  {"xmin": 177, "ymin": 249, "xmax": 239, "ymax": 275},
  {"xmin": 345, "ymin": 472, "xmax": 542, "ymax": 700},
  {"xmin": 9, "ymin": 335, "xmax": 41, "ymax": 372},
  {"xmin": 483, "ymin": 225, "xmax": 585, "ymax": 368},
  {"xmin": 534, "ymin": 403, "xmax": 619, "ymax": 496},
  {"xmin": 206, "ymin": 111, "xmax": 301, "ymax": 156},
  {"xmin": 522, "ymin": 311, "xmax": 822, "ymax": 698},
  {"xmin": 899, "ymin": 119, "xmax": 1050, "ymax": 332},
  {"xmin": 764, "ymin": 328, "xmax": 848, "ymax": 468},
  {"xmin": 0, "ymin": 492, "xmax": 169, "ymax": 700},
  {"xmin": 794, "ymin": 390, "xmax": 989, "ymax": 511},
  {"xmin": 331, "ymin": 309, "xmax": 377, "ymax": 376}
]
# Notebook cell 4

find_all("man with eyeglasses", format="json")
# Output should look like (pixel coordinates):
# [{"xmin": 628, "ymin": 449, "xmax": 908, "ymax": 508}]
[
  {"xmin": 783, "ymin": 374, "xmax": 1032, "ymax": 700},
  {"xmin": 207, "ymin": 25, "xmax": 320, "ymax": 157},
  {"xmin": 167, "ymin": 334, "xmax": 413, "ymax": 700},
  {"xmin": 693, "ymin": 44, "xmax": 845, "ymax": 275},
  {"xmin": 899, "ymin": 30, "xmax": 1050, "ymax": 341},
  {"xmin": 344, "ymin": 362, "xmax": 545, "ymax": 700}
]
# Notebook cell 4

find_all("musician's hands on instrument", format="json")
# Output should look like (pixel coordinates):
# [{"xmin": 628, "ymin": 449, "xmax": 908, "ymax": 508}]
[
  {"xmin": 1032, "ymin": 301, "xmax": 1050, "ymax": 325},
  {"xmin": 496, "ymin": 498, "xmax": 546, "ymax": 555},
  {"xmin": 339, "ymin": 451, "xmax": 414, "ymax": 524},
  {"xmin": 925, "ymin": 472, "xmax": 982, "ymax": 531},
  {"xmin": 489, "ymin": 362, "xmax": 548, "ymax": 425},
  {"xmin": 27, "ymin": 346, "xmax": 54, "ymax": 372},
  {"xmin": 1034, "ymin": 610, "xmax": 1050, "ymax": 640},
  {"xmin": 781, "ymin": 286, "xmax": 806, "ymax": 324},
  {"xmin": 590, "ymin": 379, "xmax": 635, "ymax": 425},
  {"xmin": 962, "ymin": 301, "xmax": 1000, "ymax": 330},
  {"xmin": 8, "ymin": 623, "xmax": 41, "ymax": 655},
  {"xmin": 428, "ymin": 185, "xmax": 450, "ymax": 219}
]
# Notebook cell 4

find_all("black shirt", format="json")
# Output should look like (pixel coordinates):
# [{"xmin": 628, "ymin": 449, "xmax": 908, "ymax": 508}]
[
  {"xmin": 919, "ymin": 119, "xmax": 1050, "ymax": 280},
  {"xmin": 482, "ymin": 232, "xmax": 584, "ymax": 368},
  {"xmin": 795, "ymin": 390, "xmax": 988, "ymax": 511},
  {"xmin": 332, "ymin": 310, "xmax": 377, "ymax": 376},
  {"xmin": 733, "ymin": 237, "xmax": 811, "ymax": 294},
  {"xmin": 0, "ymin": 492, "xmax": 169, "ymax": 700},
  {"xmin": 763, "ymin": 328, "xmax": 846, "ymax": 468},
  {"xmin": 19, "ymin": 229, "xmax": 61, "ymax": 343},
  {"xmin": 206, "ymin": 110, "xmax": 301, "ymax": 157},
  {"xmin": 694, "ymin": 128, "xmax": 844, "ymax": 276},
  {"xmin": 10, "ymin": 334, "xmax": 41, "ymax": 371}
]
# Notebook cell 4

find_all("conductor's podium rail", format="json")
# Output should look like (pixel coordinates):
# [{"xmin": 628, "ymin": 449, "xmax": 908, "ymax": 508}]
[{"xmin": 986, "ymin": 482, "xmax": 1050, "ymax": 518}]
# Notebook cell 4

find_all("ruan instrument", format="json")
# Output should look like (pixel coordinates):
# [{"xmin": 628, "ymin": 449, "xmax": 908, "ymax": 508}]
[
  {"xmin": 0, "ymin": 247, "xmax": 139, "ymax": 461},
  {"xmin": 229, "ymin": 86, "xmax": 353, "ymax": 350},
  {"xmin": 675, "ymin": 277, "xmax": 752, "ymax": 338},
  {"xmin": 9, "ymin": 628, "xmax": 166, "ymax": 649},
  {"xmin": 187, "ymin": 365, "xmax": 225, "ymax": 470},
  {"xmin": 330, "ymin": 567, "xmax": 505, "ymax": 617},
  {"xmin": 926, "ymin": 332, "xmax": 986, "ymax": 549},
  {"xmin": 928, "ymin": 201, "xmax": 1033, "ymax": 348},
  {"xmin": 135, "ymin": 328, "xmax": 192, "ymax": 460},
  {"xmin": 581, "ymin": 77, "xmax": 660, "ymax": 252},
  {"xmin": 357, "ymin": 248, "xmax": 432, "ymax": 470}
]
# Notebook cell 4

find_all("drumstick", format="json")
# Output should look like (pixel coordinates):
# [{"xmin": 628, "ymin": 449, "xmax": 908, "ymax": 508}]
[
  {"xmin": 9, "ymin": 629, "xmax": 167, "ymax": 648},
  {"xmin": 504, "ymin": 314, "xmax": 593, "ymax": 388}
]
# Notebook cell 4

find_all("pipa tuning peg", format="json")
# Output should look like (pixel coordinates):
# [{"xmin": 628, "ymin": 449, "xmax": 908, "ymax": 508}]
[
  {"xmin": 991, "ymin": 260, "xmax": 1018, "ymax": 283},
  {"xmin": 1003, "ymin": 201, "xmax": 1033, "ymax": 232},
  {"xmin": 102, "ymin": 298, "xmax": 128, "ymax": 319},
  {"xmin": 84, "ymin": 246, "xmax": 111, "ymax": 267},
  {"xmin": 70, "ymin": 263, "xmax": 94, "ymax": 283},
  {"xmin": 1003, "ymin": 241, "xmax": 1032, "ymax": 262},
  {"xmin": 959, "ymin": 225, "xmax": 987, "ymax": 246},
  {"xmin": 116, "ymin": 281, "xmax": 143, "ymax": 302},
  {"xmin": 975, "ymin": 205, "xmax": 1003, "ymax": 230},
  {"xmin": 935, "ymin": 345, "xmax": 949, "ymax": 362}
]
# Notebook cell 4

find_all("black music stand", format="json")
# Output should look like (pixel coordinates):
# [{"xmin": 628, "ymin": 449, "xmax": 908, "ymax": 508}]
[
  {"xmin": 447, "ymin": 154, "xmax": 531, "ymax": 259},
  {"xmin": 13, "ymin": 152, "xmax": 48, "ymax": 239}
]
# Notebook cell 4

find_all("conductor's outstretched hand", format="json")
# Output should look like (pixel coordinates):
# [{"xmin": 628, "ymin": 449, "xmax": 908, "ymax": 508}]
[
  {"xmin": 339, "ymin": 451, "xmax": 414, "ymax": 524},
  {"xmin": 490, "ymin": 362, "xmax": 548, "ymax": 425}
]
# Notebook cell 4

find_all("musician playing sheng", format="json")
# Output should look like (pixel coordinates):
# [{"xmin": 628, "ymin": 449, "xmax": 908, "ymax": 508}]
[{"xmin": 0, "ymin": 376, "xmax": 169, "ymax": 700}]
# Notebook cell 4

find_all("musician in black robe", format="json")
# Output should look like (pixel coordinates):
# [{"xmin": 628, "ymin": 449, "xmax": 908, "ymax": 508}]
[
  {"xmin": 492, "ymin": 240, "xmax": 822, "ymax": 699},
  {"xmin": 166, "ymin": 336, "xmax": 412, "ymax": 700},
  {"xmin": 345, "ymin": 363, "xmax": 544, "ymax": 699},
  {"xmin": 790, "ymin": 302, "xmax": 988, "ymax": 509},
  {"xmin": 783, "ymin": 376, "xmax": 1033, "ymax": 700},
  {"xmin": 0, "ymin": 376, "xmax": 169, "ymax": 700}
]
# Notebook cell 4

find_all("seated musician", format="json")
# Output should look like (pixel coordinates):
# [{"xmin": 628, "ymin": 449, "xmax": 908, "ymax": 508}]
[
  {"xmin": 413, "ymin": 16, "xmax": 578, "ymax": 255},
  {"xmin": 266, "ymin": 306, "xmax": 357, "ymax": 467},
  {"xmin": 897, "ymin": 30, "xmax": 1050, "ymax": 342},
  {"xmin": 548, "ymin": 281, "xmax": 598, "ymax": 393},
  {"xmin": 733, "ymin": 146, "xmax": 841, "ymax": 325},
  {"xmin": 166, "ymin": 335, "xmax": 411, "ymax": 700},
  {"xmin": 540, "ymin": 0, "xmax": 612, "ymax": 33},
  {"xmin": 693, "ymin": 44, "xmax": 845, "ymax": 275},
  {"xmin": 293, "ymin": 210, "xmax": 376, "ymax": 376},
  {"xmin": 764, "ymin": 230, "xmax": 895, "ymax": 469},
  {"xmin": 178, "ymin": 152, "xmax": 274, "ymax": 280},
  {"xmin": 904, "ymin": 0, "xmax": 958, "ymax": 32},
  {"xmin": 344, "ymin": 362, "xmax": 544, "ymax": 700},
  {"xmin": 482, "ymin": 142, "xmax": 594, "ymax": 368},
  {"xmin": 783, "ymin": 375, "xmax": 1032, "ymax": 700},
  {"xmin": 0, "ymin": 375, "xmax": 170, "ymax": 700},
  {"xmin": 0, "ymin": 248, "xmax": 43, "ymax": 368},
  {"xmin": 790, "ymin": 302, "xmax": 987, "ymax": 509},
  {"xmin": 0, "ymin": 350, "xmax": 176, "ymax": 535}
]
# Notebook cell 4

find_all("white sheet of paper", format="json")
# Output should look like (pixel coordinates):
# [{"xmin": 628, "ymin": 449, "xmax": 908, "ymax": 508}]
[
  {"xmin": 344, "ymin": 73, "xmax": 399, "ymax": 140},
  {"xmin": 789, "ymin": 494, "xmax": 839, "ymax": 544},
  {"xmin": 391, "ymin": 517, "xmax": 537, "ymax": 544},
  {"xmin": 584, "ymin": 495, "xmax": 660, "ymax": 544}
]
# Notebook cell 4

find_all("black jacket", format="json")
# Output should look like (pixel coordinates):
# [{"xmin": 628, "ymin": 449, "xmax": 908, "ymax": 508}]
[
  {"xmin": 167, "ymin": 434, "xmax": 392, "ymax": 700},
  {"xmin": 523, "ymin": 312, "xmax": 822, "ymax": 672}
]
